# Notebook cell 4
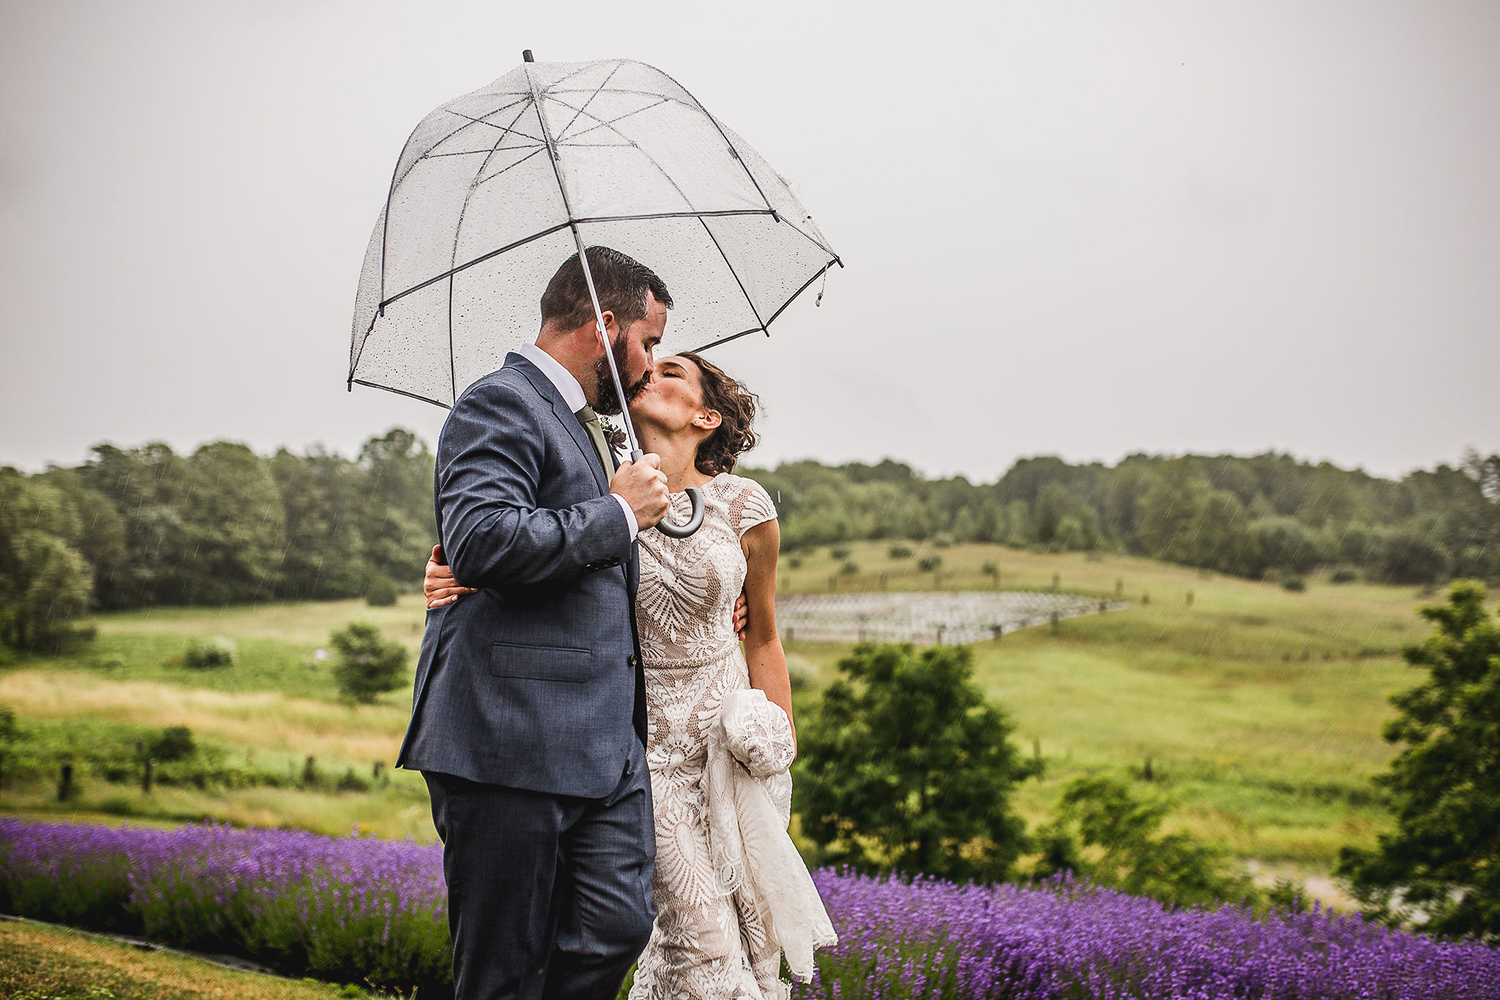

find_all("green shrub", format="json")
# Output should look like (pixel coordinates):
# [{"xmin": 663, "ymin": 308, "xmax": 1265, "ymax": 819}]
[
  {"xmin": 1375, "ymin": 526, "xmax": 1451, "ymax": 585},
  {"xmin": 151, "ymin": 726, "xmax": 195, "ymax": 762},
  {"xmin": 364, "ymin": 575, "xmax": 399, "ymax": 607},
  {"xmin": 917, "ymin": 555, "xmax": 942, "ymax": 572},
  {"xmin": 183, "ymin": 637, "xmax": 236, "ymax": 669},
  {"xmin": 1280, "ymin": 571, "xmax": 1307, "ymax": 593},
  {"xmin": 829, "ymin": 546, "xmax": 850, "ymax": 560},
  {"xmin": 888, "ymin": 544, "xmax": 914, "ymax": 559},
  {"xmin": 330, "ymin": 622, "xmax": 409, "ymax": 704},
  {"xmin": 1330, "ymin": 567, "xmax": 1358, "ymax": 584},
  {"xmin": 838, "ymin": 561, "xmax": 859, "ymax": 576},
  {"xmin": 1031, "ymin": 774, "xmax": 1259, "ymax": 910}
]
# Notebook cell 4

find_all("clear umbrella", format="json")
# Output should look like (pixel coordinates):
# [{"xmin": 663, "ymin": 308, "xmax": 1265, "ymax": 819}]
[{"xmin": 348, "ymin": 53, "xmax": 839, "ymax": 535}]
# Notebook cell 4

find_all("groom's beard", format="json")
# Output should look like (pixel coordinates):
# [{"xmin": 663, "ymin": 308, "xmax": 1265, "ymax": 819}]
[{"xmin": 592, "ymin": 336, "xmax": 650, "ymax": 416}]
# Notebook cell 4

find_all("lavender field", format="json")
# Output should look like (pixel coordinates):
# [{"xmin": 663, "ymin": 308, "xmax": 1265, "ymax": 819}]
[{"xmin": 3, "ymin": 818, "xmax": 1498, "ymax": 999}]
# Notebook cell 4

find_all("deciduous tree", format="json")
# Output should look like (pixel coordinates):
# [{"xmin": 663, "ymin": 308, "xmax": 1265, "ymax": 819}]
[
  {"xmin": 795, "ymin": 643, "xmax": 1039, "ymax": 882},
  {"xmin": 1337, "ymin": 581, "xmax": 1500, "ymax": 939}
]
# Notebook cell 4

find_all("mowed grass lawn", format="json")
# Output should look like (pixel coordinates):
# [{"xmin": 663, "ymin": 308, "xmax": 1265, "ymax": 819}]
[{"xmin": 1, "ymin": 544, "xmax": 1480, "ymax": 893}]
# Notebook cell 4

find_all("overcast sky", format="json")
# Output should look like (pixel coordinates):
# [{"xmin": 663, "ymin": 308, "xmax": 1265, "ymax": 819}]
[{"xmin": 2, "ymin": 1, "xmax": 1496, "ymax": 482}]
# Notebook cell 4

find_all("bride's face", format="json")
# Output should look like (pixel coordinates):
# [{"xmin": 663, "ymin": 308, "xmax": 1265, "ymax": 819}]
[{"xmin": 629, "ymin": 355, "xmax": 719, "ymax": 438}]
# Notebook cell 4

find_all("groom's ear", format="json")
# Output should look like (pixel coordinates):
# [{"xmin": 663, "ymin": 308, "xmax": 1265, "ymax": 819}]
[{"xmin": 575, "ymin": 310, "xmax": 613, "ymax": 345}]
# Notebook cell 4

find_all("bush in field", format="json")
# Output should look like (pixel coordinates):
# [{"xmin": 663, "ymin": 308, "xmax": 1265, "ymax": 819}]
[
  {"xmin": 330, "ymin": 622, "xmax": 408, "ymax": 704},
  {"xmin": 364, "ymin": 574, "xmax": 398, "ymax": 607},
  {"xmin": 829, "ymin": 546, "xmax": 850, "ymax": 560},
  {"xmin": 183, "ymin": 636, "xmax": 236, "ymax": 669},
  {"xmin": 151, "ymin": 726, "xmax": 195, "ymax": 762},
  {"xmin": 1374, "ymin": 524, "xmax": 1451, "ymax": 585},
  {"xmin": 1279, "ymin": 571, "xmax": 1307, "ymax": 592},
  {"xmin": 795, "ymin": 643, "xmax": 1040, "ymax": 882},
  {"xmin": 916, "ymin": 555, "xmax": 942, "ymax": 572},
  {"xmin": 1031, "ymin": 775, "xmax": 1257, "ymax": 910},
  {"xmin": 1338, "ymin": 581, "xmax": 1500, "ymax": 938},
  {"xmin": 887, "ymin": 544, "xmax": 913, "ymax": 559}
]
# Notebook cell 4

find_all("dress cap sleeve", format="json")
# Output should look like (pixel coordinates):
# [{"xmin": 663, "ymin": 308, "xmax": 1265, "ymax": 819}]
[{"xmin": 732, "ymin": 477, "xmax": 778, "ymax": 538}]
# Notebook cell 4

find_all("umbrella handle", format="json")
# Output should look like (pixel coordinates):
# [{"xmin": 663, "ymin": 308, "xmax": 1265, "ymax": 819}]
[
  {"xmin": 655, "ymin": 486, "xmax": 705, "ymax": 538},
  {"xmin": 629, "ymin": 448, "xmax": 705, "ymax": 537}
]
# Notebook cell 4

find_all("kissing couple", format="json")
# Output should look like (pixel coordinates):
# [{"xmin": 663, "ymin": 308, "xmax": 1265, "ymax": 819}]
[{"xmin": 398, "ymin": 246, "xmax": 835, "ymax": 1000}]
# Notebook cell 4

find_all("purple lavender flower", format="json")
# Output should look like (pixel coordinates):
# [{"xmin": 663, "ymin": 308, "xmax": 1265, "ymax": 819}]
[{"xmin": 3, "ymin": 820, "xmax": 1499, "ymax": 997}]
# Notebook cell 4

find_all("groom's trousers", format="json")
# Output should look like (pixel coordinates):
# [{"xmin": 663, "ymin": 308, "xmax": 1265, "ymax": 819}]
[{"xmin": 424, "ymin": 742, "xmax": 656, "ymax": 1000}]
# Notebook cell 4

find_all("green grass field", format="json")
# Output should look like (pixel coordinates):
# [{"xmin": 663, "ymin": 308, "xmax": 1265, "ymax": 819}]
[
  {"xmin": 0, "ymin": 917, "xmax": 355, "ymax": 999},
  {"xmin": 1, "ymin": 543, "xmax": 1482, "ymax": 905}
]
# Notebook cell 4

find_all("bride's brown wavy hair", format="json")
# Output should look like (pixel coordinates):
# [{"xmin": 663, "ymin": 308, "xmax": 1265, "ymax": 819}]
[{"xmin": 679, "ymin": 351, "xmax": 759, "ymax": 476}]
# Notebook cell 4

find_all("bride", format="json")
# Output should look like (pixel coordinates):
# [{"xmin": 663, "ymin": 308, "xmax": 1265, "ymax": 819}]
[{"xmin": 425, "ymin": 351, "xmax": 835, "ymax": 999}]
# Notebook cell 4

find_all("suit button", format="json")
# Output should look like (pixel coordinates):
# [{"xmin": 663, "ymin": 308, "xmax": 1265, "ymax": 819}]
[{"xmin": 627, "ymin": 654, "xmax": 638, "ymax": 667}]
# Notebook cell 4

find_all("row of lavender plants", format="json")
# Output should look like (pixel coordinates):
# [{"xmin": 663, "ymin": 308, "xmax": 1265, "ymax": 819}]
[{"xmin": 3, "ymin": 818, "xmax": 1499, "ymax": 998}]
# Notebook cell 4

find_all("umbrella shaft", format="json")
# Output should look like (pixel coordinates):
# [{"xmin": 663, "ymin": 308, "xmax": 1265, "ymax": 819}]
[
  {"xmin": 521, "ymin": 58, "xmax": 643, "ymax": 461},
  {"xmin": 571, "ymin": 228, "xmax": 643, "ymax": 457}
]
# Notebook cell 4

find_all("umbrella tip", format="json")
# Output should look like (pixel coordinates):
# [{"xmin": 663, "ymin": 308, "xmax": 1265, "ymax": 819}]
[{"xmin": 522, "ymin": 49, "xmax": 534, "ymax": 63}]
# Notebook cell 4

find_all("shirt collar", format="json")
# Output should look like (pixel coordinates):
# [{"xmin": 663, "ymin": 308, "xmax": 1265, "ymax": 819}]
[{"xmin": 518, "ymin": 342, "xmax": 587, "ymax": 413}]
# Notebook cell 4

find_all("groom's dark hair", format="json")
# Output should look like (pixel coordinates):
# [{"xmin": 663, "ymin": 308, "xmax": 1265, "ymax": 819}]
[{"xmin": 540, "ymin": 246, "xmax": 673, "ymax": 334}]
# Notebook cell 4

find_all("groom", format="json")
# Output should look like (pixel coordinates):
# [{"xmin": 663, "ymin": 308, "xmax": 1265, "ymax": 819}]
[{"xmin": 397, "ymin": 247, "xmax": 672, "ymax": 1000}]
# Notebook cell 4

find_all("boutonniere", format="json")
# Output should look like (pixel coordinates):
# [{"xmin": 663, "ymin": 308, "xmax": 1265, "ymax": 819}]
[{"xmin": 600, "ymin": 416, "xmax": 628, "ymax": 457}]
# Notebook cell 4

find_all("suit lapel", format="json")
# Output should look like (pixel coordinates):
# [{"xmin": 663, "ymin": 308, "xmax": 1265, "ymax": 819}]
[{"xmin": 508, "ymin": 354, "xmax": 610, "ymax": 495}]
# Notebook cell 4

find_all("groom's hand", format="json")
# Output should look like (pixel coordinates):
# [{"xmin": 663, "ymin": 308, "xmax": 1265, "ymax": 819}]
[{"xmin": 611, "ymin": 454, "xmax": 670, "ymax": 530}]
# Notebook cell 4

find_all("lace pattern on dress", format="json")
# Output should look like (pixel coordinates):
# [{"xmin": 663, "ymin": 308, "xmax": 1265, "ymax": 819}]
[{"xmin": 631, "ymin": 475, "xmax": 833, "ymax": 1000}]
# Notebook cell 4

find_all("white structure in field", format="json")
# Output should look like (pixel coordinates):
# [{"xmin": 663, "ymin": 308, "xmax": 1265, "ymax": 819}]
[{"xmin": 774, "ymin": 591, "xmax": 1125, "ymax": 645}]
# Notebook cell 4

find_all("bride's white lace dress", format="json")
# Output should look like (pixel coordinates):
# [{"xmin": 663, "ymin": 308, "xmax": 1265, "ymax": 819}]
[{"xmin": 628, "ymin": 474, "xmax": 833, "ymax": 1000}]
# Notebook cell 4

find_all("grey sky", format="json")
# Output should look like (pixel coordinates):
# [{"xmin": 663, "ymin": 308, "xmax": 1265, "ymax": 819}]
[{"xmin": 2, "ymin": 1, "xmax": 1496, "ymax": 482}]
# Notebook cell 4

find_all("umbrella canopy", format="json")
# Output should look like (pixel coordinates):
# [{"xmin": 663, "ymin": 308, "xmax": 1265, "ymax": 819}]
[{"xmin": 349, "ymin": 55, "xmax": 840, "ymax": 408}]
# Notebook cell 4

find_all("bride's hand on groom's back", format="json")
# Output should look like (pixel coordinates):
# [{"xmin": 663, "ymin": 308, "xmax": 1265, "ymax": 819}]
[
  {"xmin": 733, "ymin": 592, "xmax": 749, "ymax": 640},
  {"xmin": 425, "ymin": 544, "xmax": 478, "ymax": 608}
]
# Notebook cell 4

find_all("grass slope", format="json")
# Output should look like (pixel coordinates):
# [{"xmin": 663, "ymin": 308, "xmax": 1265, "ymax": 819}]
[
  {"xmin": 778, "ymin": 542, "xmax": 1451, "ymax": 879},
  {"xmin": 2, "ymin": 548, "xmax": 1485, "ymax": 891},
  {"xmin": 0, "ymin": 918, "xmax": 353, "ymax": 1000}
]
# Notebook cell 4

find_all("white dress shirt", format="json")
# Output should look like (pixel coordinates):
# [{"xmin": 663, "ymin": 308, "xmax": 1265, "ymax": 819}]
[{"xmin": 517, "ymin": 342, "xmax": 638, "ymax": 541}]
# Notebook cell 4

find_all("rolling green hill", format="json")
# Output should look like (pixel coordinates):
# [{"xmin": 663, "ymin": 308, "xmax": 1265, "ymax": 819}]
[{"xmin": 2, "ymin": 543, "xmax": 1487, "ymax": 907}]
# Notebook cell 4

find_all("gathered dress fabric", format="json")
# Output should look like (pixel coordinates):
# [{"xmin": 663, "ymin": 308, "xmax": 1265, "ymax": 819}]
[{"xmin": 628, "ymin": 474, "xmax": 834, "ymax": 1000}]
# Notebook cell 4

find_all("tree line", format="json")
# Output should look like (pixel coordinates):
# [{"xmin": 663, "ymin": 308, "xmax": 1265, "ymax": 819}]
[
  {"xmin": 0, "ymin": 429, "xmax": 434, "ymax": 650},
  {"xmin": 2, "ymin": 429, "xmax": 1497, "ymax": 651},
  {"xmin": 756, "ymin": 450, "xmax": 1500, "ymax": 584}
]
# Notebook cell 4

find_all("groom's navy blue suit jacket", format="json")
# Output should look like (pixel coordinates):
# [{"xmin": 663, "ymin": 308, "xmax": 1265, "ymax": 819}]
[{"xmin": 396, "ymin": 353, "xmax": 647, "ymax": 798}]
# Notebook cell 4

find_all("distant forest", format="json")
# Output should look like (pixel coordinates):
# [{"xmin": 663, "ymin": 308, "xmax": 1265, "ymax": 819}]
[{"xmin": 2, "ymin": 430, "xmax": 1497, "ymax": 640}]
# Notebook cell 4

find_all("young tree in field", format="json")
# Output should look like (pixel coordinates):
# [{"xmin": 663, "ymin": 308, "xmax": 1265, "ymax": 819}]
[
  {"xmin": 1337, "ymin": 581, "xmax": 1500, "ymax": 938},
  {"xmin": 330, "ymin": 622, "xmax": 409, "ymax": 705},
  {"xmin": 794, "ymin": 643, "xmax": 1040, "ymax": 882},
  {"xmin": 1031, "ymin": 775, "xmax": 1256, "ymax": 909}
]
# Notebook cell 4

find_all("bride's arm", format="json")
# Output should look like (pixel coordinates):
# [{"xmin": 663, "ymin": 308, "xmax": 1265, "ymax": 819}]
[
  {"xmin": 424, "ymin": 544, "xmax": 478, "ymax": 608},
  {"xmin": 740, "ymin": 519, "xmax": 795, "ymax": 742}
]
